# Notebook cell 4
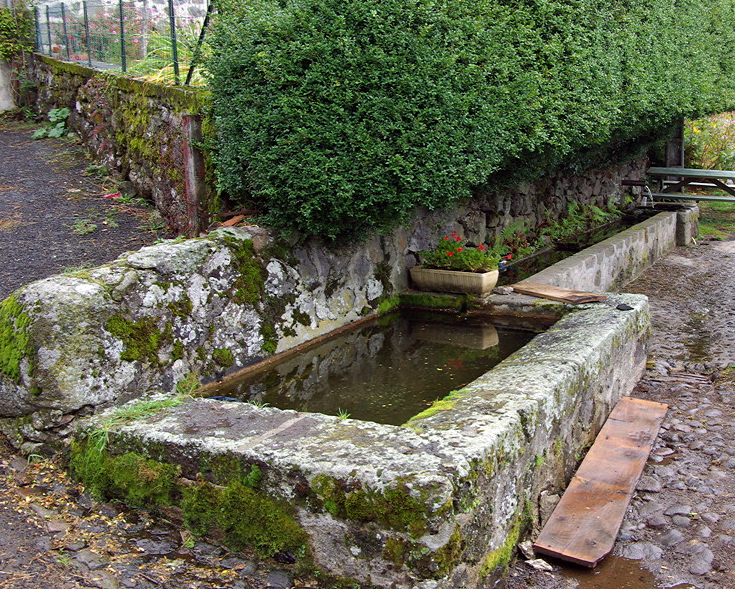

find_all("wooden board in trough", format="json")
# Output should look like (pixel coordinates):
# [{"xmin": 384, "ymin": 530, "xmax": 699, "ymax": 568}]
[
  {"xmin": 509, "ymin": 282, "xmax": 607, "ymax": 304},
  {"xmin": 533, "ymin": 397, "xmax": 668, "ymax": 567}
]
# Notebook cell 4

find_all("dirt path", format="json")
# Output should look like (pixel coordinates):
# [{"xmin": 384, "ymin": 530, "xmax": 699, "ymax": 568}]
[{"xmin": 0, "ymin": 118, "xmax": 164, "ymax": 301}]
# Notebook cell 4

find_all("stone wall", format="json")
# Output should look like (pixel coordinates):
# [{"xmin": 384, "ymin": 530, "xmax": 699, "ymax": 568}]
[{"xmin": 25, "ymin": 53, "xmax": 211, "ymax": 236}]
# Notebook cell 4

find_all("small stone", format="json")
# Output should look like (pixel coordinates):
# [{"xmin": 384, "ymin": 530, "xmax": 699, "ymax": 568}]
[
  {"xmin": 688, "ymin": 548, "xmax": 714, "ymax": 576},
  {"xmin": 659, "ymin": 529, "xmax": 685, "ymax": 547},
  {"xmin": 698, "ymin": 525, "xmax": 712, "ymax": 538},
  {"xmin": 74, "ymin": 549, "xmax": 108, "ymax": 571},
  {"xmin": 646, "ymin": 513, "xmax": 668, "ymax": 528},
  {"xmin": 220, "ymin": 556, "xmax": 248, "ymax": 569},
  {"xmin": 525, "ymin": 558, "xmax": 554, "ymax": 572},
  {"xmin": 46, "ymin": 519, "xmax": 70, "ymax": 534},
  {"xmin": 9, "ymin": 456, "xmax": 28, "ymax": 472},
  {"xmin": 722, "ymin": 518, "xmax": 735, "ymax": 531},
  {"xmin": 65, "ymin": 540, "xmax": 87, "ymax": 552},
  {"xmin": 89, "ymin": 570, "xmax": 120, "ymax": 589},
  {"xmin": 30, "ymin": 503, "xmax": 57, "ymax": 518},
  {"xmin": 637, "ymin": 476, "xmax": 662, "ymax": 492},
  {"xmin": 701, "ymin": 513, "xmax": 720, "ymax": 524},
  {"xmin": 672, "ymin": 515, "xmax": 691, "ymax": 527},
  {"xmin": 238, "ymin": 560, "xmax": 258, "ymax": 577},
  {"xmin": 134, "ymin": 538, "xmax": 177, "ymax": 556},
  {"xmin": 664, "ymin": 504, "xmax": 692, "ymax": 516},
  {"xmin": 266, "ymin": 570, "xmax": 293, "ymax": 589},
  {"xmin": 621, "ymin": 542, "xmax": 663, "ymax": 560},
  {"xmin": 518, "ymin": 541, "xmax": 535, "ymax": 560},
  {"xmin": 492, "ymin": 286, "xmax": 514, "ymax": 295}
]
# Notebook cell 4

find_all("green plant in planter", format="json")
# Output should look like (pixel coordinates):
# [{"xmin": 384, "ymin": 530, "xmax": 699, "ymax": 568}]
[
  {"xmin": 32, "ymin": 108, "xmax": 71, "ymax": 139},
  {"xmin": 419, "ymin": 232, "xmax": 501, "ymax": 273}
]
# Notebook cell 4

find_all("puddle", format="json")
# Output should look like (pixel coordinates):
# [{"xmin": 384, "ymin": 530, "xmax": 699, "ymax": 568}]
[
  {"xmin": 681, "ymin": 312, "xmax": 713, "ymax": 361},
  {"xmin": 560, "ymin": 555, "xmax": 665, "ymax": 589},
  {"xmin": 207, "ymin": 311, "xmax": 537, "ymax": 425}
]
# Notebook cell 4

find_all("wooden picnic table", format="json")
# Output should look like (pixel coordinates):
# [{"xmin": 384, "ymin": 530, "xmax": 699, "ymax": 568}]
[{"xmin": 647, "ymin": 166, "xmax": 735, "ymax": 198}]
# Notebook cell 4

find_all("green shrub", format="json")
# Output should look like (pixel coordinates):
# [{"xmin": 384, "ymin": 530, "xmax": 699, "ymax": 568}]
[
  {"xmin": 685, "ymin": 112, "xmax": 735, "ymax": 170},
  {"xmin": 209, "ymin": 0, "xmax": 735, "ymax": 241},
  {"xmin": 0, "ymin": 5, "xmax": 33, "ymax": 61}
]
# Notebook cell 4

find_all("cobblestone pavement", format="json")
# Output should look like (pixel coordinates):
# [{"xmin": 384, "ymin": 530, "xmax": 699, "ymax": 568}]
[{"xmin": 508, "ymin": 238, "xmax": 735, "ymax": 589}]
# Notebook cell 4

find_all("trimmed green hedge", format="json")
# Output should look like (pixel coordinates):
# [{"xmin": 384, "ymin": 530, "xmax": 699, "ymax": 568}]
[{"xmin": 209, "ymin": 0, "xmax": 735, "ymax": 240}]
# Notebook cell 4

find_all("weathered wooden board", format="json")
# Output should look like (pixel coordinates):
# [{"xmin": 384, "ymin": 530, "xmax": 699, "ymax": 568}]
[
  {"xmin": 509, "ymin": 282, "xmax": 608, "ymax": 304},
  {"xmin": 533, "ymin": 397, "xmax": 668, "ymax": 567}
]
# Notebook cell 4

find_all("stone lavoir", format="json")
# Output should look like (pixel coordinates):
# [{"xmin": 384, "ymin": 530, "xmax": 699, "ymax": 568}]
[{"xmin": 0, "ymin": 203, "xmax": 698, "ymax": 587}]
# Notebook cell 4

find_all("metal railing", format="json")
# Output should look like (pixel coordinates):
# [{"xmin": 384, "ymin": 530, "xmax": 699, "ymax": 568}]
[{"xmin": 34, "ymin": 0, "xmax": 212, "ymax": 86}]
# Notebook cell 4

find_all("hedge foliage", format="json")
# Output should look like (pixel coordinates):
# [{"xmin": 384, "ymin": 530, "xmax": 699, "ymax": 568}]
[
  {"xmin": 209, "ymin": 0, "xmax": 735, "ymax": 240},
  {"xmin": 0, "ymin": 6, "xmax": 33, "ymax": 61}
]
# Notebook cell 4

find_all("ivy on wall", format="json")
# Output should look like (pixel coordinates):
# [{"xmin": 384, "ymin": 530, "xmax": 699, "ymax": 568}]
[{"xmin": 208, "ymin": 0, "xmax": 735, "ymax": 241}]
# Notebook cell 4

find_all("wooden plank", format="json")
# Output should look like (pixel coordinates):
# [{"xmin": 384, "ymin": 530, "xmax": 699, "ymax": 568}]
[
  {"xmin": 509, "ymin": 282, "xmax": 607, "ymax": 304},
  {"xmin": 533, "ymin": 397, "xmax": 668, "ymax": 567},
  {"xmin": 647, "ymin": 166, "xmax": 735, "ymax": 180}
]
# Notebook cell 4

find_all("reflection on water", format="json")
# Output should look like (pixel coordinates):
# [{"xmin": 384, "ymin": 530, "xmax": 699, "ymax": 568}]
[
  {"xmin": 207, "ymin": 312, "xmax": 536, "ymax": 425},
  {"xmin": 560, "ymin": 555, "xmax": 664, "ymax": 589}
]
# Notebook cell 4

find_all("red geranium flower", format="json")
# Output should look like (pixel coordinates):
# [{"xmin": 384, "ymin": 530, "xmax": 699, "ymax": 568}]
[
  {"xmin": 478, "ymin": 244, "xmax": 485, "ymax": 251},
  {"xmin": 446, "ymin": 251, "xmax": 454, "ymax": 257},
  {"xmin": 456, "ymin": 247, "xmax": 463, "ymax": 252}
]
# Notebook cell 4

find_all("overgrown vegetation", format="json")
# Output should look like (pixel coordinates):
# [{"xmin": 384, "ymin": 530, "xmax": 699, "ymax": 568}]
[
  {"xmin": 685, "ymin": 112, "xmax": 735, "ymax": 170},
  {"xmin": 0, "ymin": 4, "xmax": 33, "ymax": 61},
  {"xmin": 209, "ymin": 0, "xmax": 735, "ymax": 241},
  {"xmin": 32, "ymin": 107, "xmax": 71, "ymax": 139}
]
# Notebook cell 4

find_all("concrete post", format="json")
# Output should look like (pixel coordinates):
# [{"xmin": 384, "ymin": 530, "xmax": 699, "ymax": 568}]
[{"xmin": 0, "ymin": 60, "xmax": 15, "ymax": 113}]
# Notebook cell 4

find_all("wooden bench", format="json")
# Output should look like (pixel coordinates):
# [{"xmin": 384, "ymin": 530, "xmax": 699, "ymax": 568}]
[
  {"xmin": 647, "ymin": 166, "xmax": 735, "ymax": 197},
  {"xmin": 649, "ymin": 192, "xmax": 735, "ymax": 203}
]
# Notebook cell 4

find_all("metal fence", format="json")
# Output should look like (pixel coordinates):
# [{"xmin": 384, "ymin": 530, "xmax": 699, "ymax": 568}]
[{"xmin": 34, "ymin": 0, "xmax": 212, "ymax": 85}]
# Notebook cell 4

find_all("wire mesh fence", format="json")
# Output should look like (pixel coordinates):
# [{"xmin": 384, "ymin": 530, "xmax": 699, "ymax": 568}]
[{"xmin": 34, "ymin": 0, "xmax": 212, "ymax": 85}]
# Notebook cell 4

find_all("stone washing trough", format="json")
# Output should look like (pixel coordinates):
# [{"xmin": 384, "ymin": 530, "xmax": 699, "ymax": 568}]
[{"xmin": 71, "ymin": 207, "xmax": 697, "ymax": 589}]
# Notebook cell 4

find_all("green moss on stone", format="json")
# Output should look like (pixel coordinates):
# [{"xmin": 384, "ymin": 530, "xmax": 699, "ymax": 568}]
[
  {"xmin": 69, "ymin": 437, "xmax": 179, "ymax": 508},
  {"xmin": 105, "ymin": 315, "xmax": 163, "ymax": 363},
  {"xmin": 168, "ymin": 298, "xmax": 193, "ymax": 318},
  {"xmin": 404, "ymin": 388, "xmax": 468, "ymax": 424},
  {"xmin": 182, "ymin": 480, "xmax": 308, "ymax": 558},
  {"xmin": 399, "ymin": 291, "xmax": 467, "ymax": 311},
  {"xmin": 0, "ymin": 295, "xmax": 33, "ymax": 383},
  {"xmin": 260, "ymin": 323, "xmax": 278, "ymax": 354},
  {"xmin": 225, "ymin": 238, "xmax": 267, "ymax": 307},
  {"xmin": 212, "ymin": 348, "xmax": 235, "ymax": 367},
  {"xmin": 377, "ymin": 296, "xmax": 400, "ymax": 315},
  {"xmin": 314, "ymin": 475, "xmax": 430, "ymax": 537},
  {"xmin": 479, "ymin": 518, "xmax": 522, "ymax": 578},
  {"xmin": 172, "ymin": 340, "xmax": 185, "ymax": 361}
]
